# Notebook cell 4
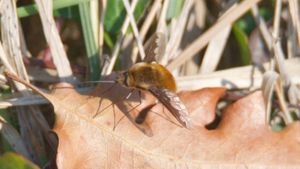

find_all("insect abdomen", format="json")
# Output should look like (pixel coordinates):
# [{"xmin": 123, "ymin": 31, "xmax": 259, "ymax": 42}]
[{"xmin": 128, "ymin": 63, "xmax": 176, "ymax": 91}]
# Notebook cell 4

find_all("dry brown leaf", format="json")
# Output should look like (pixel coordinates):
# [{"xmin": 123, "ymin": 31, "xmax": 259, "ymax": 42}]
[{"xmin": 5, "ymin": 72, "xmax": 300, "ymax": 169}]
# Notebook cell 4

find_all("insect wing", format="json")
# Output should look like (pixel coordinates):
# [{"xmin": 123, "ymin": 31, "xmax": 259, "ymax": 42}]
[
  {"xmin": 143, "ymin": 32, "xmax": 166, "ymax": 63},
  {"xmin": 149, "ymin": 86, "xmax": 192, "ymax": 128}
]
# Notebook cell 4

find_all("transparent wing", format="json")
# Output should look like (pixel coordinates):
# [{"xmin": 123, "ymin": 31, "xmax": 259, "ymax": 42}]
[
  {"xmin": 149, "ymin": 86, "xmax": 192, "ymax": 128},
  {"xmin": 143, "ymin": 32, "xmax": 166, "ymax": 63}
]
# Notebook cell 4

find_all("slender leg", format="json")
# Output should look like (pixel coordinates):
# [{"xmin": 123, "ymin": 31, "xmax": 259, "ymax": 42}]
[
  {"xmin": 116, "ymin": 91, "xmax": 181, "ymax": 129},
  {"xmin": 140, "ymin": 101, "xmax": 181, "ymax": 127},
  {"xmin": 113, "ymin": 89, "xmax": 141, "ymax": 130},
  {"xmin": 151, "ymin": 105, "xmax": 181, "ymax": 127},
  {"xmin": 93, "ymin": 84, "xmax": 117, "ymax": 118},
  {"xmin": 113, "ymin": 101, "xmax": 141, "ymax": 131}
]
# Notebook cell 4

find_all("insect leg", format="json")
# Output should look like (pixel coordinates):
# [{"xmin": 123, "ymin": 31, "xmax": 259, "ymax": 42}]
[
  {"xmin": 93, "ymin": 84, "xmax": 117, "ymax": 118},
  {"xmin": 113, "ymin": 89, "xmax": 140, "ymax": 130},
  {"xmin": 136, "ymin": 101, "xmax": 181, "ymax": 127}
]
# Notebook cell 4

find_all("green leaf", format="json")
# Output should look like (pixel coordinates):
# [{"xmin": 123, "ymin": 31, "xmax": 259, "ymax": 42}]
[
  {"xmin": 134, "ymin": 0, "xmax": 150, "ymax": 21},
  {"xmin": 104, "ymin": 0, "xmax": 126, "ymax": 35},
  {"xmin": 235, "ymin": 13, "xmax": 255, "ymax": 35},
  {"xmin": 104, "ymin": 0, "xmax": 150, "ymax": 35},
  {"xmin": 259, "ymin": 7, "xmax": 273, "ymax": 21},
  {"xmin": 232, "ymin": 23, "xmax": 251, "ymax": 65},
  {"xmin": 79, "ymin": 2, "xmax": 100, "ymax": 80},
  {"xmin": 104, "ymin": 32, "xmax": 114, "ymax": 49},
  {"xmin": 54, "ymin": 5, "xmax": 80, "ymax": 21},
  {"xmin": 166, "ymin": 0, "xmax": 184, "ymax": 20},
  {"xmin": 0, "ymin": 152, "xmax": 39, "ymax": 169},
  {"xmin": 17, "ymin": 0, "xmax": 92, "ymax": 18}
]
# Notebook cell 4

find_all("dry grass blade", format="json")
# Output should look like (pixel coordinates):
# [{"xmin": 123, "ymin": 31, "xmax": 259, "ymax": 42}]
[
  {"xmin": 272, "ymin": 0, "xmax": 294, "ymax": 123},
  {"xmin": 18, "ymin": 23, "xmax": 32, "ymax": 58},
  {"xmin": 199, "ymin": 4, "xmax": 237, "ymax": 74},
  {"xmin": 0, "ymin": 117, "xmax": 30, "ymax": 158},
  {"xmin": 0, "ymin": 0, "xmax": 28, "ymax": 83},
  {"xmin": 288, "ymin": 0, "xmax": 300, "ymax": 47},
  {"xmin": 177, "ymin": 58, "xmax": 300, "ymax": 90},
  {"xmin": 140, "ymin": 1, "xmax": 162, "ymax": 40},
  {"xmin": 156, "ymin": 0, "xmax": 169, "ymax": 33},
  {"xmin": 0, "ymin": 0, "xmax": 57, "ymax": 163},
  {"xmin": 34, "ymin": 0, "xmax": 73, "ymax": 82},
  {"xmin": 17, "ymin": 107, "xmax": 47, "ymax": 163},
  {"xmin": 103, "ymin": 0, "xmax": 138, "ymax": 75},
  {"xmin": 122, "ymin": 0, "xmax": 145, "ymax": 60},
  {"xmin": 0, "ymin": 85, "xmax": 93, "ymax": 108},
  {"xmin": 200, "ymin": 25, "xmax": 231, "ymax": 73},
  {"xmin": 163, "ymin": 0, "xmax": 193, "ymax": 65},
  {"xmin": 166, "ymin": 0, "xmax": 262, "ymax": 70},
  {"xmin": 0, "ymin": 74, "xmax": 6, "ymax": 83},
  {"xmin": 131, "ymin": 0, "xmax": 162, "ymax": 63},
  {"xmin": 99, "ymin": 0, "xmax": 107, "ymax": 58},
  {"xmin": 287, "ymin": 84, "xmax": 300, "ymax": 106},
  {"xmin": 261, "ymin": 71, "xmax": 279, "ymax": 125},
  {"xmin": 251, "ymin": 5, "xmax": 272, "ymax": 50},
  {"xmin": 0, "ymin": 94, "xmax": 47, "ymax": 109},
  {"xmin": 90, "ymin": 0, "xmax": 99, "ymax": 47},
  {"xmin": 0, "ymin": 43, "xmax": 15, "ymax": 74},
  {"xmin": 0, "ymin": 1, "xmax": 35, "ymax": 161},
  {"xmin": 287, "ymin": 14, "xmax": 298, "ymax": 59},
  {"xmin": 252, "ymin": 2, "xmax": 300, "ymax": 115},
  {"xmin": 27, "ymin": 67, "xmax": 59, "ymax": 83}
]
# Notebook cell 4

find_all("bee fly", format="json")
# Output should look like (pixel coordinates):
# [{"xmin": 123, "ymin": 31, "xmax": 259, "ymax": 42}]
[
  {"xmin": 91, "ymin": 33, "xmax": 192, "ymax": 130},
  {"xmin": 116, "ymin": 63, "xmax": 192, "ymax": 128},
  {"xmin": 115, "ymin": 33, "xmax": 192, "ymax": 129}
]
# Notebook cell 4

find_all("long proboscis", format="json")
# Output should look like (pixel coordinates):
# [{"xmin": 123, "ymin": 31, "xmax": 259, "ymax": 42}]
[{"xmin": 81, "ymin": 80, "xmax": 116, "ymax": 84}]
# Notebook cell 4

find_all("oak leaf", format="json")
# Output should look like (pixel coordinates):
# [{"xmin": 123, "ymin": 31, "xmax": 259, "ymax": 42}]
[{"xmin": 6, "ymin": 73, "xmax": 300, "ymax": 169}]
